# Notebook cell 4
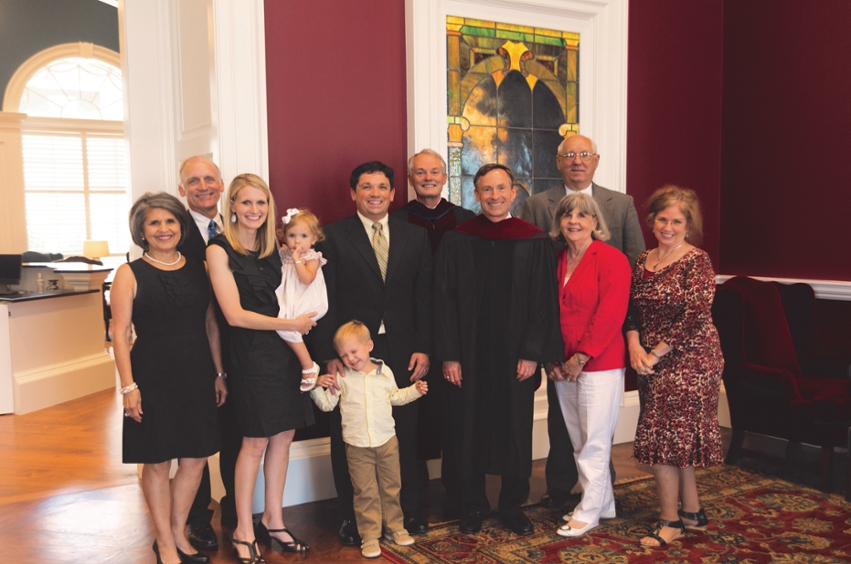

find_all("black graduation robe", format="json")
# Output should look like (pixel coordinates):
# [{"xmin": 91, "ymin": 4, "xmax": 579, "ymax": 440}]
[
  {"xmin": 434, "ymin": 215, "xmax": 564, "ymax": 478},
  {"xmin": 392, "ymin": 198, "xmax": 476, "ymax": 255},
  {"xmin": 392, "ymin": 198, "xmax": 477, "ymax": 460}
]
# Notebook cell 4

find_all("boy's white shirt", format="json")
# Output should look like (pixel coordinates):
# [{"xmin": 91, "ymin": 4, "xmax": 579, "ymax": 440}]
[{"xmin": 310, "ymin": 359, "xmax": 423, "ymax": 448}]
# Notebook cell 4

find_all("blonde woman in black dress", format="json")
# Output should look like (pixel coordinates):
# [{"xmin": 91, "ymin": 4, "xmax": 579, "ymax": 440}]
[
  {"xmin": 113, "ymin": 192, "xmax": 226, "ymax": 564},
  {"xmin": 207, "ymin": 174, "xmax": 316, "ymax": 563}
]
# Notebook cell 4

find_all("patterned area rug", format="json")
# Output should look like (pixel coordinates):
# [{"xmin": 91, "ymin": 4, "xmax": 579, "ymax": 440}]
[{"xmin": 381, "ymin": 465, "xmax": 851, "ymax": 563}]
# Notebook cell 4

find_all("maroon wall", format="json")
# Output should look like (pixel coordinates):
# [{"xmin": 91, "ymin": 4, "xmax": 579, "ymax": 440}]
[
  {"xmin": 626, "ymin": 0, "xmax": 724, "ymax": 267},
  {"xmin": 720, "ymin": 0, "xmax": 851, "ymax": 281},
  {"xmin": 625, "ymin": 0, "xmax": 724, "ymax": 392},
  {"xmin": 264, "ymin": 1, "xmax": 408, "ymax": 227}
]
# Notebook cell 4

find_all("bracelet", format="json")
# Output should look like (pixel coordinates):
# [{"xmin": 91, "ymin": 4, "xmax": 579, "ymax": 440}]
[
  {"xmin": 575, "ymin": 355, "xmax": 587, "ymax": 366},
  {"xmin": 294, "ymin": 260, "xmax": 303, "ymax": 264},
  {"xmin": 120, "ymin": 382, "xmax": 138, "ymax": 395},
  {"xmin": 216, "ymin": 372, "xmax": 227, "ymax": 379},
  {"xmin": 650, "ymin": 350, "xmax": 661, "ymax": 360}
]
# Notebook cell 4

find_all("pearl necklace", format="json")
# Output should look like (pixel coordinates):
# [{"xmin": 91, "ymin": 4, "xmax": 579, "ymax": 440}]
[
  {"xmin": 144, "ymin": 251, "xmax": 182, "ymax": 266},
  {"xmin": 652, "ymin": 243, "xmax": 683, "ymax": 270}
]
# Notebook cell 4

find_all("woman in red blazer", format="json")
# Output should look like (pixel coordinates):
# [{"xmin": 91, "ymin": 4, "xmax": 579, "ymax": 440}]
[{"xmin": 547, "ymin": 192, "xmax": 632, "ymax": 538}]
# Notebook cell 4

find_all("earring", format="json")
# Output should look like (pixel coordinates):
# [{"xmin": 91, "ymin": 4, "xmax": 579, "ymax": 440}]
[{"xmin": 230, "ymin": 212, "xmax": 237, "ymax": 224}]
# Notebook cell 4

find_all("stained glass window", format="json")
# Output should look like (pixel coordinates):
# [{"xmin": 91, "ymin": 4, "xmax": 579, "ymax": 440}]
[{"xmin": 446, "ymin": 17, "xmax": 579, "ymax": 212}]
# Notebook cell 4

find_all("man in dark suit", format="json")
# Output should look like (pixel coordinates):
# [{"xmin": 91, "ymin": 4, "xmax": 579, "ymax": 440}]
[
  {"xmin": 316, "ymin": 161, "xmax": 433, "ymax": 546},
  {"xmin": 520, "ymin": 134, "xmax": 645, "ymax": 511},
  {"xmin": 176, "ymin": 156, "xmax": 240, "ymax": 548}
]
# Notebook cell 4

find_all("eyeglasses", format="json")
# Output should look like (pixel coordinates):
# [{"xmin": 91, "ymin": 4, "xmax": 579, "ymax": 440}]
[{"xmin": 557, "ymin": 151, "xmax": 596, "ymax": 161}]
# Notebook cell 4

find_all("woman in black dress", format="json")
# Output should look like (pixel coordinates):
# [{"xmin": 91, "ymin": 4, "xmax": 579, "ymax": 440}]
[
  {"xmin": 207, "ymin": 174, "xmax": 316, "ymax": 563},
  {"xmin": 112, "ymin": 192, "xmax": 226, "ymax": 564}
]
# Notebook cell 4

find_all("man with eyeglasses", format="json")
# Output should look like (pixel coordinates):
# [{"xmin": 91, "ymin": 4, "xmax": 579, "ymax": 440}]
[{"xmin": 520, "ymin": 134, "xmax": 644, "ymax": 511}]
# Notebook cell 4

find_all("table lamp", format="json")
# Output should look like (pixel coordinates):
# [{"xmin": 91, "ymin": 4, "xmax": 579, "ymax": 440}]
[{"xmin": 83, "ymin": 240, "xmax": 110, "ymax": 261}]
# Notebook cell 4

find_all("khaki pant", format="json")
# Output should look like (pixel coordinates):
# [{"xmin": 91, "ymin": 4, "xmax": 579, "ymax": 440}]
[{"xmin": 346, "ymin": 435, "xmax": 405, "ymax": 540}]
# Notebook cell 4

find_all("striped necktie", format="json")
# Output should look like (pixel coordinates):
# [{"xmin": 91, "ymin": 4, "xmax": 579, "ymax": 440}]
[
  {"xmin": 371, "ymin": 222, "xmax": 388, "ymax": 281},
  {"xmin": 207, "ymin": 219, "xmax": 218, "ymax": 241}
]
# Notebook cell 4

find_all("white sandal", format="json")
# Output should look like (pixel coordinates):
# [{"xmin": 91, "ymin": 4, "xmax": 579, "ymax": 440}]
[{"xmin": 300, "ymin": 362, "xmax": 319, "ymax": 392}]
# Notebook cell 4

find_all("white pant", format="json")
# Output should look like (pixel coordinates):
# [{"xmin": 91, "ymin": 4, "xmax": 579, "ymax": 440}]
[{"xmin": 556, "ymin": 368, "xmax": 624, "ymax": 526}]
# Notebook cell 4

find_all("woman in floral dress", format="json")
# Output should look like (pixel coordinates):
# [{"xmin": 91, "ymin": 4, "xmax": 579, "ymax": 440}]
[{"xmin": 626, "ymin": 185, "xmax": 723, "ymax": 547}]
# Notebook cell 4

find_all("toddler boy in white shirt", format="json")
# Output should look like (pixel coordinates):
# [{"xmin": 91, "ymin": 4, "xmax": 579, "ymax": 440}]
[{"xmin": 312, "ymin": 320, "xmax": 428, "ymax": 559}]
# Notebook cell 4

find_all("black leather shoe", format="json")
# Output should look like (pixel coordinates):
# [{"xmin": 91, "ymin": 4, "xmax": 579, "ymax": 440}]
[
  {"xmin": 337, "ymin": 519, "xmax": 361, "ymax": 546},
  {"xmin": 459, "ymin": 510, "xmax": 484, "ymax": 534},
  {"xmin": 188, "ymin": 522, "xmax": 218, "ymax": 551},
  {"xmin": 539, "ymin": 490, "xmax": 578, "ymax": 509},
  {"xmin": 177, "ymin": 547, "xmax": 211, "ymax": 563},
  {"xmin": 404, "ymin": 515, "xmax": 429, "ymax": 535},
  {"xmin": 502, "ymin": 511, "xmax": 534, "ymax": 536}
]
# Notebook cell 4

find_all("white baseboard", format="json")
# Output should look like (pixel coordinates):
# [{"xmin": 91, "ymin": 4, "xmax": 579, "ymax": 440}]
[
  {"xmin": 198, "ymin": 384, "xmax": 731, "ymax": 509},
  {"xmin": 716, "ymin": 274, "xmax": 851, "ymax": 302},
  {"xmin": 14, "ymin": 353, "xmax": 115, "ymax": 415}
]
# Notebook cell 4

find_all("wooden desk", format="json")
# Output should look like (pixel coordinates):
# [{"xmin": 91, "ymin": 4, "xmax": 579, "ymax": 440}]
[{"xmin": 0, "ymin": 291, "xmax": 115, "ymax": 414}]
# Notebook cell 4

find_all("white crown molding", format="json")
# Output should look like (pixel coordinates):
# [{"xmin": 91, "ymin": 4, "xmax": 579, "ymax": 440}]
[
  {"xmin": 405, "ymin": 0, "xmax": 629, "ymax": 196},
  {"xmin": 716, "ymin": 275, "xmax": 851, "ymax": 302}
]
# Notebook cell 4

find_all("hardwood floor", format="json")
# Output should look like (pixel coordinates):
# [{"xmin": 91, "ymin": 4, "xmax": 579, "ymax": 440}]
[{"xmin": 0, "ymin": 386, "xmax": 728, "ymax": 563}]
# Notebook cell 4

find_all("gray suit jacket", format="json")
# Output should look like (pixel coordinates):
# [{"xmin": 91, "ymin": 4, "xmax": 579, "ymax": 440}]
[{"xmin": 520, "ymin": 182, "xmax": 645, "ymax": 266}]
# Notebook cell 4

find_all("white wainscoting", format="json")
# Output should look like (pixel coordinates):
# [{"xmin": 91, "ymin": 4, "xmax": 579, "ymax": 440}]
[
  {"xmin": 212, "ymin": 376, "xmax": 731, "ymax": 510},
  {"xmin": 716, "ymin": 274, "xmax": 851, "ymax": 302}
]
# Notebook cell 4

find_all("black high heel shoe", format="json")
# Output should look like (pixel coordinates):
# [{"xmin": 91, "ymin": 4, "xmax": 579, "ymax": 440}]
[
  {"xmin": 678, "ymin": 507, "xmax": 709, "ymax": 530},
  {"xmin": 177, "ymin": 546, "xmax": 210, "ymax": 564},
  {"xmin": 153, "ymin": 542, "xmax": 164, "ymax": 564},
  {"xmin": 640, "ymin": 518, "xmax": 686, "ymax": 547},
  {"xmin": 230, "ymin": 537, "xmax": 265, "ymax": 564},
  {"xmin": 254, "ymin": 520, "xmax": 310, "ymax": 553},
  {"xmin": 155, "ymin": 540, "xmax": 205, "ymax": 564}
]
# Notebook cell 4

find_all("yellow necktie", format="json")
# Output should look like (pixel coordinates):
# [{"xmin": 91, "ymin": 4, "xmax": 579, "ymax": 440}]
[{"xmin": 371, "ymin": 222, "xmax": 388, "ymax": 281}]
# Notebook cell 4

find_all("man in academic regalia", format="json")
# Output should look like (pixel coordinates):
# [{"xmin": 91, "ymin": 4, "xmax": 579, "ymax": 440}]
[
  {"xmin": 392, "ymin": 149, "xmax": 475, "ymax": 515},
  {"xmin": 434, "ymin": 163, "xmax": 564, "ymax": 536},
  {"xmin": 392, "ymin": 149, "xmax": 475, "ymax": 254}
]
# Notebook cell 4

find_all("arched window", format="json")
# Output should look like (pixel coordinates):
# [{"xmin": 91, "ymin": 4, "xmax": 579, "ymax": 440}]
[
  {"xmin": 4, "ymin": 43, "xmax": 127, "ymax": 258},
  {"xmin": 19, "ymin": 57, "xmax": 123, "ymax": 120}
]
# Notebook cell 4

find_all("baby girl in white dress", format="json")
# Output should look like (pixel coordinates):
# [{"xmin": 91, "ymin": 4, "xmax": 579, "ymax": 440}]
[{"xmin": 276, "ymin": 208, "xmax": 328, "ymax": 392}]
